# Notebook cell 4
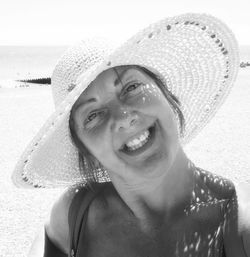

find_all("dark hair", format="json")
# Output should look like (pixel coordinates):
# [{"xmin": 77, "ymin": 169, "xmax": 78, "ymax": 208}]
[{"xmin": 69, "ymin": 65, "xmax": 185, "ymax": 184}]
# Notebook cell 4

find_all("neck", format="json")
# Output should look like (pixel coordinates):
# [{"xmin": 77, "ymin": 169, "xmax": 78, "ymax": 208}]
[{"xmin": 110, "ymin": 147, "xmax": 195, "ymax": 223}]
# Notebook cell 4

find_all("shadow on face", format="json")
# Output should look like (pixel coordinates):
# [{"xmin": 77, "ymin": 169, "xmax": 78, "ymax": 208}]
[{"xmin": 69, "ymin": 65, "xmax": 185, "ymax": 183}]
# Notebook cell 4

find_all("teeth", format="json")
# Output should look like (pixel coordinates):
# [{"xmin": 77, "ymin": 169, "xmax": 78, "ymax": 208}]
[{"xmin": 125, "ymin": 129, "xmax": 150, "ymax": 150}]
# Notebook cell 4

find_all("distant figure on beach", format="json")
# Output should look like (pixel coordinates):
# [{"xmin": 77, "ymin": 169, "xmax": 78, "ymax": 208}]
[
  {"xmin": 12, "ymin": 13, "xmax": 250, "ymax": 256},
  {"xmin": 240, "ymin": 61, "xmax": 250, "ymax": 68}
]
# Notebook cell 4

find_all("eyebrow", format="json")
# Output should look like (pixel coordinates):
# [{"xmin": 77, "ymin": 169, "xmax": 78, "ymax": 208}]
[
  {"xmin": 114, "ymin": 67, "xmax": 135, "ymax": 86},
  {"xmin": 73, "ymin": 67, "xmax": 139, "ymax": 111},
  {"xmin": 73, "ymin": 98, "xmax": 97, "ymax": 113}
]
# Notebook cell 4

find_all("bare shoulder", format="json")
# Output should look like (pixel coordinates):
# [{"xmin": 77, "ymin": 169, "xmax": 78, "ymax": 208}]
[{"xmin": 45, "ymin": 184, "xmax": 84, "ymax": 254}]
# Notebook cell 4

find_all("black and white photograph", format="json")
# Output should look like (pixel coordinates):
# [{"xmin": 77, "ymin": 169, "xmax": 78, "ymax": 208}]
[{"xmin": 1, "ymin": 0, "xmax": 250, "ymax": 256}]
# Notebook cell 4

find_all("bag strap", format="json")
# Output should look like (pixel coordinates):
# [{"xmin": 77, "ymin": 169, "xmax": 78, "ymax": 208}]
[{"xmin": 68, "ymin": 183, "xmax": 108, "ymax": 257}]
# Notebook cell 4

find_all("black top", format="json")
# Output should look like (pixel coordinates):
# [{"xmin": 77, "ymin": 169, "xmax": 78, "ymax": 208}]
[{"xmin": 66, "ymin": 168, "xmax": 241, "ymax": 257}]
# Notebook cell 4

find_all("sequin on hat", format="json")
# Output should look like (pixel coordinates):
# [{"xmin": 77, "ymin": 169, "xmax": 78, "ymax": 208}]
[{"xmin": 12, "ymin": 13, "xmax": 240, "ymax": 188}]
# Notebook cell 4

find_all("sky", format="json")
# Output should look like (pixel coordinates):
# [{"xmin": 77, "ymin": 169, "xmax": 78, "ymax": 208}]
[{"xmin": 0, "ymin": 0, "xmax": 250, "ymax": 46}]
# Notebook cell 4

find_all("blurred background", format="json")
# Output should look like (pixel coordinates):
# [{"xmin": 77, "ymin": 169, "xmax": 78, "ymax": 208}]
[{"xmin": 0, "ymin": 0, "xmax": 250, "ymax": 256}]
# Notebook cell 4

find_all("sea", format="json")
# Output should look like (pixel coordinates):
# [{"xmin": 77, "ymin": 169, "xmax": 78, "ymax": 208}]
[
  {"xmin": 0, "ymin": 45, "xmax": 67, "ymax": 88},
  {"xmin": 0, "ymin": 45, "xmax": 250, "ymax": 88}
]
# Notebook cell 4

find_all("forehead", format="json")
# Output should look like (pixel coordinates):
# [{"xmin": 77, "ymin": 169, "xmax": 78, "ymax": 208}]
[{"xmin": 75, "ymin": 65, "xmax": 151, "ymax": 104}]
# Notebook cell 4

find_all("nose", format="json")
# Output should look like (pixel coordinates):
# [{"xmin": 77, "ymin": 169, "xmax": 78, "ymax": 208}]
[{"xmin": 111, "ymin": 106, "xmax": 138, "ymax": 132}]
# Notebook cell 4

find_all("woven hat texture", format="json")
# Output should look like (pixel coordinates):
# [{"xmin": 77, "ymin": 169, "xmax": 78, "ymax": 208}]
[{"xmin": 12, "ymin": 13, "xmax": 239, "ymax": 188}]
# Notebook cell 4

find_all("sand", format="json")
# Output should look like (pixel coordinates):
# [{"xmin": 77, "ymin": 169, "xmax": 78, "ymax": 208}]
[{"xmin": 0, "ymin": 68, "xmax": 250, "ymax": 256}]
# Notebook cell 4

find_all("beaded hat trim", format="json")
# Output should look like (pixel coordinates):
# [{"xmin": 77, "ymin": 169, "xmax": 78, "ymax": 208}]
[{"xmin": 12, "ymin": 13, "xmax": 239, "ymax": 188}]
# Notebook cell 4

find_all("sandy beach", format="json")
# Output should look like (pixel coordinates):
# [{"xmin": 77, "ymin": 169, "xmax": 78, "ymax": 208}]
[{"xmin": 0, "ymin": 52, "xmax": 250, "ymax": 255}]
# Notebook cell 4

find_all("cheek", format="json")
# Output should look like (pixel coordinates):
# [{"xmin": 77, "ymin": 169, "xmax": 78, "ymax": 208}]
[
  {"xmin": 141, "ymin": 89, "xmax": 179, "ymax": 140},
  {"xmin": 135, "ymin": 85, "xmax": 177, "ymax": 127},
  {"xmin": 130, "ymin": 84, "xmax": 179, "ymax": 137},
  {"xmin": 82, "ymin": 129, "xmax": 115, "ymax": 163},
  {"xmin": 133, "ymin": 84, "xmax": 166, "ymax": 110}
]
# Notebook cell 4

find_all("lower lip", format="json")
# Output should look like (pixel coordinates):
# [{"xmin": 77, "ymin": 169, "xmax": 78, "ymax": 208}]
[{"xmin": 120, "ymin": 123, "xmax": 157, "ymax": 156}]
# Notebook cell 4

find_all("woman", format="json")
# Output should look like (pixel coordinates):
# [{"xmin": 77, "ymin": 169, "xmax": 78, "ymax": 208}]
[{"xmin": 12, "ymin": 13, "xmax": 250, "ymax": 256}]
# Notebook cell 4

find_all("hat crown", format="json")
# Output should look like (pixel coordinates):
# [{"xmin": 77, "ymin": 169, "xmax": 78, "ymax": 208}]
[{"xmin": 51, "ymin": 38, "xmax": 114, "ymax": 106}]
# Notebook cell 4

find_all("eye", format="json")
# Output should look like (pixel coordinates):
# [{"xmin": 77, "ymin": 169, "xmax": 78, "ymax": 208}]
[
  {"xmin": 122, "ymin": 82, "xmax": 144, "ymax": 97},
  {"xmin": 87, "ymin": 112, "xmax": 98, "ymax": 122},
  {"xmin": 84, "ymin": 110, "xmax": 106, "ymax": 127},
  {"xmin": 126, "ymin": 83, "xmax": 140, "ymax": 92}
]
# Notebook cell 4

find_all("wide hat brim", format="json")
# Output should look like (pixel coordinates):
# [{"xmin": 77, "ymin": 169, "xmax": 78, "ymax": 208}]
[{"xmin": 12, "ymin": 13, "xmax": 239, "ymax": 188}]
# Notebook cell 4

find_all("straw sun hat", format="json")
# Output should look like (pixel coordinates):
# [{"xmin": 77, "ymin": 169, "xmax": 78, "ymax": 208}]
[{"xmin": 12, "ymin": 13, "xmax": 239, "ymax": 188}]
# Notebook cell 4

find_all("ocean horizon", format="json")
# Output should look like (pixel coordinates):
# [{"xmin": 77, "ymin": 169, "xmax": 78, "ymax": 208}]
[
  {"xmin": 0, "ymin": 45, "xmax": 250, "ymax": 88},
  {"xmin": 0, "ymin": 45, "xmax": 67, "ymax": 81}
]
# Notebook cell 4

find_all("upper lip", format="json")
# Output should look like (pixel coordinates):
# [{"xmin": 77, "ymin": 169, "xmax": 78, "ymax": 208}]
[{"xmin": 118, "ymin": 122, "xmax": 155, "ymax": 151}]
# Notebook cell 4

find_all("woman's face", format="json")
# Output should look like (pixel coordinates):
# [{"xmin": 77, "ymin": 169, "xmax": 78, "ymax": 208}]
[{"xmin": 72, "ymin": 66, "xmax": 180, "ymax": 182}]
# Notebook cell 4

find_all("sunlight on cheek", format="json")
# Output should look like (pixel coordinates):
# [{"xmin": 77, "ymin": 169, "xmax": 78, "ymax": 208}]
[{"xmin": 131, "ymin": 83, "xmax": 165, "ymax": 108}]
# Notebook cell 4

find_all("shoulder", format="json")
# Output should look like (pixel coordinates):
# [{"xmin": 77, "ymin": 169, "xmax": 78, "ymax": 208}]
[
  {"xmin": 87, "ymin": 182, "xmax": 121, "ymax": 215},
  {"xmin": 45, "ymin": 184, "xmax": 88, "ymax": 254},
  {"xmin": 86, "ymin": 183, "xmax": 129, "ymax": 228},
  {"xmin": 195, "ymin": 167, "xmax": 235, "ymax": 201}
]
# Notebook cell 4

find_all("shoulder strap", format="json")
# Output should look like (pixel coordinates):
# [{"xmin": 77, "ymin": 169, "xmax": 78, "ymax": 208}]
[{"xmin": 68, "ymin": 183, "xmax": 107, "ymax": 257}]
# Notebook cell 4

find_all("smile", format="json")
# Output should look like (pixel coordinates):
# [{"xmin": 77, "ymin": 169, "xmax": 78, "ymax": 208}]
[{"xmin": 120, "ymin": 123, "xmax": 156, "ymax": 156}]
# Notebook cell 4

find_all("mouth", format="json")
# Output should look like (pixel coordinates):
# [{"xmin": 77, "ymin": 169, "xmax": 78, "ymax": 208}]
[{"xmin": 119, "ymin": 122, "xmax": 157, "ymax": 156}]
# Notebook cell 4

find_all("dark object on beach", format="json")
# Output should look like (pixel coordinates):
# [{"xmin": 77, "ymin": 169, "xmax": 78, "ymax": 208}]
[
  {"xmin": 240, "ymin": 62, "xmax": 250, "ymax": 68},
  {"xmin": 16, "ymin": 77, "xmax": 51, "ymax": 84}
]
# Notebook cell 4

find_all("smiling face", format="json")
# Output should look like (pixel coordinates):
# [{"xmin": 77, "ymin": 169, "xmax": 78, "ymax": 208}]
[{"xmin": 71, "ymin": 66, "xmax": 181, "ymax": 183}]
